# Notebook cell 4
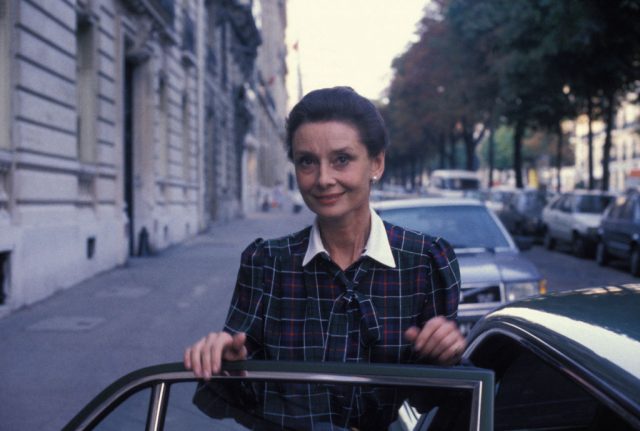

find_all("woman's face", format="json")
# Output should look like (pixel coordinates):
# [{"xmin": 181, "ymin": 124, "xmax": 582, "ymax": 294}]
[{"xmin": 292, "ymin": 121, "xmax": 384, "ymax": 222}]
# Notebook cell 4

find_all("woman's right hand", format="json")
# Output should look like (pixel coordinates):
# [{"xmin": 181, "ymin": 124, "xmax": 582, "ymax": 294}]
[{"xmin": 184, "ymin": 332, "xmax": 248, "ymax": 379}]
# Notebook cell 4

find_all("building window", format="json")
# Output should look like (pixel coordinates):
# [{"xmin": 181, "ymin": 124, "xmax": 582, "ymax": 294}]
[
  {"xmin": 76, "ymin": 12, "xmax": 98, "ymax": 162},
  {"xmin": 0, "ymin": 251, "xmax": 9, "ymax": 305},
  {"xmin": 181, "ymin": 89, "xmax": 191, "ymax": 181},
  {"xmin": 0, "ymin": 0, "xmax": 10, "ymax": 149},
  {"xmin": 157, "ymin": 72, "xmax": 169, "ymax": 178},
  {"xmin": 221, "ymin": 24, "xmax": 228, "ymax": 87}
]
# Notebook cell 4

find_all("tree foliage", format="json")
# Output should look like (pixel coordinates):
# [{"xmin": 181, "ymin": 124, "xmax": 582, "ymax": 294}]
[{"xmin": 384, "ymin": 0, "xmax": 640, "ymax": 190}]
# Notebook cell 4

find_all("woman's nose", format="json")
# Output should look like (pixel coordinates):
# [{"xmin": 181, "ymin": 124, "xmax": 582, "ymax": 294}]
[{"xmin": 317, "ymin": 163, "xmax": 336, "ymax": 187}]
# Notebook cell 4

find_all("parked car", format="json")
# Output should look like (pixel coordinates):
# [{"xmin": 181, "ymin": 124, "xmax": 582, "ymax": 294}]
[
  {"xmin": 373, "ymin": 198, "xmax": 545, "ymax": 335},
  {"xmin": 425, "ymin": 169, "xmax": 481, "ymax": 198},
  {"xmin": 497, "ymin": 188, "xmax": 551, "ymax": 238},
  {"xmin": 484, "ymin": 186, "xmax": 518, "ymax": 214},
  {"xmin": 596, "ymin": 190, "xmax": 640, "ymax": 275},
  {"xmin": 63, "ymin": 285, "xmax": 640, "ymax": 430},
  {"xmin": 542, "ymin": 190, "xmax": 615, "ymax": 257}
]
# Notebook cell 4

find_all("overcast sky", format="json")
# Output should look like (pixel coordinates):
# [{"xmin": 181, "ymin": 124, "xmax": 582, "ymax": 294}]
[{"xmin": 285, "ymin": 0, "xmax": 429, "ymax": 106}]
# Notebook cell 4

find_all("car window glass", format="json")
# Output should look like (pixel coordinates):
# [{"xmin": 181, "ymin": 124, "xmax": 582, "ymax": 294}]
[
  {"xmin": 92, "ymin": 377, "xmax": 481, "ymax": 431},
  {"xmin": 187, "ymin": 380, "xmax": 475, "ymax": 430},
  {"xmin": 609, "ymin": 199, "xmax": 625, "ymax": 220},
  {"xmin": 576, "ymin": 195, "xmax": 614, "ymax": 213},
  {"xmin": 550, "ymin": 196, "xmax": 564, "ymax": 210},
  {"xmin": 93, "ymin": 388, "xmax": 151, "ymax": 431},
  {"xmin": 560, "ymin": 196, "xmax": 573, "ymax": 212},
  {"xmin": 634, "ymin": 199, "xmax": 640, "ymax": 223},
  {"xmin": 621, "ymin": 198, "xmax": 635, "ymax": 221},
  {"xmin": 164, "ymin": 382, "xmax": 240, "ymax": 430},
  {"xmin": 478, "ymin": 341, "xmax": 635, "ymax": 431},
  {"xmin": 379, "ymin": 205, "xmax": 511, "ymax": 249}
]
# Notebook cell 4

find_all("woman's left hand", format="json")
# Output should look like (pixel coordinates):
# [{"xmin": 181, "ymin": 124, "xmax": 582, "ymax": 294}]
[{"xmin": 404, "ymin": 316, "xmax": 466, "ymax": 366}]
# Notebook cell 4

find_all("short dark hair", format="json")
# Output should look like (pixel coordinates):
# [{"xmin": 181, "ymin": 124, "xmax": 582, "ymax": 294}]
[{"xmin": 285, "ymin": 86, "xmax": 389, "ymax": 160}]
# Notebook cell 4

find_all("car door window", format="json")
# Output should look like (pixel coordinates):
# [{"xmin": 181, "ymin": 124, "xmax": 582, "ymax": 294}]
[
  {"xmin": 609, "ymin": 199, "xmax": 625, "ymax": 220},
  {"xmin": 164, "ymin": 382, "xmax": 241, "ymax": 430},
  {"xmin": 92, "ymin": 388, "xmax": 151, "ymax": 431},
  {"xmin": 75, "ymin": 363, "xmax": 494, "ymax": 431},
  {"xmin": 471, "ymin": 335, "xmax": 635, "ymax": 431},
  {"xmin": 551, "ymin": 196, "xmax": 564, "ymax": 210},
  {"xmin": 633, "ymin": 199, "xmax": 640, "ymax": 224},
  {"xmin": 560, "ymin": 196, "xmax": 573, "ymax": 213},
  {"xmin": 621, "ymin": 198, "xmax": 635, "ymax": 221}
]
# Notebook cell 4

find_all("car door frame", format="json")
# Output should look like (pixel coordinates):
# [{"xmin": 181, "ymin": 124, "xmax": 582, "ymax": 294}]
[
  {"xmin": 62, "ymin": 361, "xmax": 495, "ymax": 431},
  {"xmin": 465, "ymin": 319, "xmax": 640, "ymax": 430}
]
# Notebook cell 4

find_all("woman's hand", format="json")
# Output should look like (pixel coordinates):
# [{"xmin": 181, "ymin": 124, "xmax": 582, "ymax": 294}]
[
  {"xmin": 404, "ymin": 316, "xmax": 466, "ymax": 366},
  {"xmin": 184, "ymin": 331, "xmax": 248, "ymax": 379}
]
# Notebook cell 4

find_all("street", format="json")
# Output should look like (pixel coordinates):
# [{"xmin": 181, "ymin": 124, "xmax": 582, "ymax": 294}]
[
  {"xmin": 523, "ymin": 242, "xmax": 638, "ymax": 293},
  {"xmin": 0, "ymin": 208, "xmax": 315, "ymax": 431},
  {"xmin": 1, "ymin": 208, "xmax": 638, "ymax": 431}
]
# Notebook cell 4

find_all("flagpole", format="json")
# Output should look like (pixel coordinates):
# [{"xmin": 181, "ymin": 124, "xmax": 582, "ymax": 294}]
[{"xmin": 293, "ymin": 40, "xmax": 303, "ymax": 101}]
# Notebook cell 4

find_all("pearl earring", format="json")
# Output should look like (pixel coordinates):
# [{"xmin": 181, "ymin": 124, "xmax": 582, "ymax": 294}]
[{"xmin": 372, "ymin": 176, "xmax": 378, "ymax": 182}]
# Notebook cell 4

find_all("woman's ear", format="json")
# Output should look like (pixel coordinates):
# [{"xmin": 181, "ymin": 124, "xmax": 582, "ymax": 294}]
[{"xmin": 371, "ymin": 151, "xmax": 385, "ymax": 181}]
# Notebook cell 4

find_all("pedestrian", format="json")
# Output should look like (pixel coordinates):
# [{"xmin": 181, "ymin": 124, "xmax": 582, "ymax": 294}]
[{"xmin": 184, "ymin": 86, "xmax": 465, "ymax": 429}]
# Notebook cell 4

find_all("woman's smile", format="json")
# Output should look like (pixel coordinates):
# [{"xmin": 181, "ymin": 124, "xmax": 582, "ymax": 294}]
[{"xmin": 313, "ymin": 192, "xmax": 345, "ymax": 205}]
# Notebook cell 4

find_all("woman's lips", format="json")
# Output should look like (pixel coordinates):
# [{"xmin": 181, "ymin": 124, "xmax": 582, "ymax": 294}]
[{"xmin": 314, "ymin": 192, "xmax": 343, "ymax": 205}]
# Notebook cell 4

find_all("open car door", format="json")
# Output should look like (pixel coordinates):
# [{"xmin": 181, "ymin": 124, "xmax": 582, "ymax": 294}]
[{"xmin": 63, "ymin": 361, "xmax": 494, "ymax": 431}]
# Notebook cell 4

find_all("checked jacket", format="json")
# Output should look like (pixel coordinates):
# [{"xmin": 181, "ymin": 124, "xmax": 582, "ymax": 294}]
[{"xmin": 195, "ymin": 221, "xmax": 461, "ymax": 430}]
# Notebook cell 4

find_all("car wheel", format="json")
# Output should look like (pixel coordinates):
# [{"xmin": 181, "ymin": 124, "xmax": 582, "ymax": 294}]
[
  {"xmin": 596, "ymin": 241, "xmax": 608, "ymax": 266},
  {"xmin": 544, "ymin": 229, "xmax": 555, "ymax": 250},
  {"xmin": 572, "ymin": 234, "xmax": 588, "ymax": 258},
  {"xmin": 630, "ymin": 248, "xmax": 640, "ymax": 277}
]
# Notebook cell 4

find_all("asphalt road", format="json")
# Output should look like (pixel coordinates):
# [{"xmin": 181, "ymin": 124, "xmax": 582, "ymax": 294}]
[
  {"xmin": 2, "ymin": 207, "xmax": 637, "ymax": 430},
  {"xmin": 0, "ymin": 207, "xmax": 315, "ymax": 431},
  {"xmin": 522, "ymin": 242, "xmax": 639, "ymax": 293}
]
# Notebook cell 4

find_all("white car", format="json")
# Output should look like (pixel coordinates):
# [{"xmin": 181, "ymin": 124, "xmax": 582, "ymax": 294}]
[
  {"xmin": 426, "ymin": 169, "xmax": 481, "ymax": 198},
  {"xmin": 541, "ymin": 190, "xmax": 615, "ymax": 258}
]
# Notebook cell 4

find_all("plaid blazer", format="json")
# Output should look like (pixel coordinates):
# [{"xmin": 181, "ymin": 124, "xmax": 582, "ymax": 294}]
[
  {"xmin": 225, "ymin": 221, "xmax": 460, "ymax": 363},
  {"xmin": 193, "ymin": 222, "xmax": 461, "ymax": 430}
]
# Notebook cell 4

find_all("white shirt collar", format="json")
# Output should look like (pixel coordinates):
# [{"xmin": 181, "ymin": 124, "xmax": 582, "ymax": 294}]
[{"xmin": 302, "ymin": 207, "xmax": 396, "ymax": 268}]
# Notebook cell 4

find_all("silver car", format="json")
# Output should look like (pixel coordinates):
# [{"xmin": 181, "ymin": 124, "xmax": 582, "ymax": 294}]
[{"xmin": 374, "ymin": 198, "xmax": 546, "ymax": 334}]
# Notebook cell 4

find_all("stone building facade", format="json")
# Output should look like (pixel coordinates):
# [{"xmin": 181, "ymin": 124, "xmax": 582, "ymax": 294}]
[{"xmin": 0, "ymin": 0, "xmax": 288, "ymax": 315}]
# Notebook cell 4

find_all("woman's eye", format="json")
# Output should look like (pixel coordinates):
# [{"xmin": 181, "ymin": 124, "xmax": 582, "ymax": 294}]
[
  {"xmin": 334, "ymin": 155, "xmax": 351, "ymax": 166},
  {"xmin": 296, "ymin": 156, "xmax": 314, "ymax": 167}
]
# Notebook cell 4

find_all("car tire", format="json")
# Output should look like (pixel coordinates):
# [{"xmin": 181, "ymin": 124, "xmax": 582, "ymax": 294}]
[
  {"xmin": 544, "ymin": 229, "xmax": 555, "ymax": 250},
  {"xmin": 572, "ymin": 234, "xmax": 588, "ymax": 258},
  {"xmin": 630, "ymin": 248, "xmax": 640, "ymax": 277},
  {"xmin": 596, "ymin": 241, "xmax": 608, "ymax": 266}
]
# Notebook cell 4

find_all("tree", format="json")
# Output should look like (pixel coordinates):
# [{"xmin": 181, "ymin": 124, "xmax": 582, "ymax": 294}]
[{"xmin": 385, "ymin": 0, "xmax": 496, "ymax": 181}]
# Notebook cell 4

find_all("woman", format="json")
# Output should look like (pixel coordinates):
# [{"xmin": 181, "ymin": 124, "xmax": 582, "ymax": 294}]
[{"xmin": 185, "ymin": 86, "xmax": 466, "ymax": 428}]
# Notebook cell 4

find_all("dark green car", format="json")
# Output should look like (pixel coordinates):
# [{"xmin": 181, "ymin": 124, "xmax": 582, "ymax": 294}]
[{"xmin": 63, "ymin": 286, "xmax": 640, "ymax": 430}]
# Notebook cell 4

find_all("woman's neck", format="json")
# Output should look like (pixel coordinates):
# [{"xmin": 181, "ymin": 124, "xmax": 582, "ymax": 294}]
[{"xmin": 317, "ymin": 211, "xmax": 371, "ymax": 270}]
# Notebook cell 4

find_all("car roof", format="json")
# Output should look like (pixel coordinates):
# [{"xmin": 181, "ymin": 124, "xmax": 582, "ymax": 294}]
[
  {"xmin": 562, "ymin": 189, "xmax": 616, "ymax": 196},
  {"xmin": 430, "ymin": 169, "xmax": 480, "ymax": 179},
  {"xmin": 474, "ymin": 285, "xmax": 640, "ymax": 408},
  {"xmin": 372, "ymin": 197, "xmax": 485, "ymax": 210}
]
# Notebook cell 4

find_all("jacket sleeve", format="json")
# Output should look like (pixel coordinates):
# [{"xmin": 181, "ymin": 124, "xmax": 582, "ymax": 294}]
[
  {"xmin": 426, "ymin": 236, "xmax": 461, "ymax": 320},
  {"xmin": 223, "ymin": 238, "xmax": 266, "ymax": 358}
]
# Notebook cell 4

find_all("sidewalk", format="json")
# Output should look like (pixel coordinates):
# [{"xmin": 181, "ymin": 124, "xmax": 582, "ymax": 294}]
[{"xmin": 0, "ymin": 208, "xmax": 314, "ymax": 431}]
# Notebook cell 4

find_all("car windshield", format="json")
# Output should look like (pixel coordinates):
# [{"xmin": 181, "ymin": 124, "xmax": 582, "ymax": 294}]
[
  {"xmin": 379, "ymin": 205, "xmax": 511, "ymax": 249},
  {"xmin": 576, "ymin": 195, "xmax": 614, "ymax": 213}
]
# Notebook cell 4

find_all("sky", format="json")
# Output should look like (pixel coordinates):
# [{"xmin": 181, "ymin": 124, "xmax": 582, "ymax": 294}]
[{"xmin": 285, "ymin": 0, "xmax": 430, "ymax": 106}]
